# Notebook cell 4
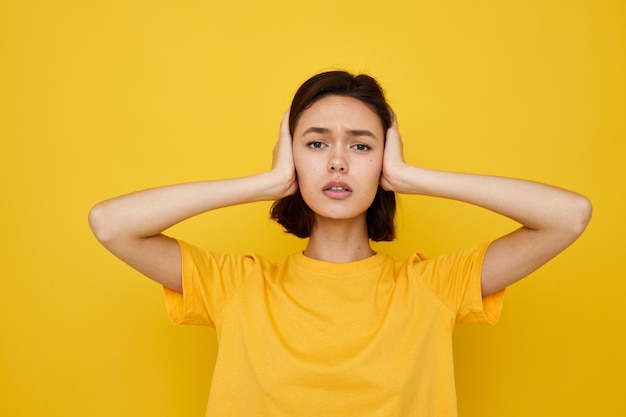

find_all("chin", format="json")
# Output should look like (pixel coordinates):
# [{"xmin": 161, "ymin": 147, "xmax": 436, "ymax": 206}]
[{"xmin": 313, "ymin": 210, "xmax": 368, "ymax": 223}]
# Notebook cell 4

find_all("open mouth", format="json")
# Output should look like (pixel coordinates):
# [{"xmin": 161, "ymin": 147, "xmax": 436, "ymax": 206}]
[
  {"xmin": 323, "ymin": 182, "xmax": 352, "ymax": 199},
  {"xmin": 323, "ymin": 182, "xmax": 352, "ymax": 192}
]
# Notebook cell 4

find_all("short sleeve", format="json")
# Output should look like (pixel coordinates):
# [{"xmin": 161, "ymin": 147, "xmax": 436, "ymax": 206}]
[
  {"xmin": 411, "ymin": 243, "xmax": 505, "ymax": 325},
  {"xmin": 163, "ymin": 239, "xmax": 257, "ymax": 327}
]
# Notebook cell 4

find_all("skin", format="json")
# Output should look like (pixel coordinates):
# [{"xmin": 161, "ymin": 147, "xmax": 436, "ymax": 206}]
[
  {"xmin": 89, "ymin": 95, "xmax": 592, "ymax": 296},
  {"xmin": 380, "ymin": 114, "xmax": 592, "ymax": 295},
  {"xmin": 292, "ymin": 96, "xmax": 385, "ymax": 263}
]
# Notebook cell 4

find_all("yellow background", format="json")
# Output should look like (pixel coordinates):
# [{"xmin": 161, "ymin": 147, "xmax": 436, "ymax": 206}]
[{"xmin": 1, "ymin": 1, "xmax": 624, "ymax": 416}]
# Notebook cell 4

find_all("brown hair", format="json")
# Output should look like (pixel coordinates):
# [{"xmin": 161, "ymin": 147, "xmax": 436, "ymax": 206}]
[{"xmin": 270, "ymin": 70, "xmax": 396, "ymax": 241}]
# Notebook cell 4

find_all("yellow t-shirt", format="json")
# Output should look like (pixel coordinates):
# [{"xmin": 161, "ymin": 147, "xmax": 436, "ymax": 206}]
[{"xmin": 164, "ymin": 240, "xmax": 504, "ymax": 417}]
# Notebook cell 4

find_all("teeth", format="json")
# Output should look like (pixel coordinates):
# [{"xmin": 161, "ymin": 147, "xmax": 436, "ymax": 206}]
[{"xmin": 329, "ymin": 186, "xmax": 347, "ymax": 191}]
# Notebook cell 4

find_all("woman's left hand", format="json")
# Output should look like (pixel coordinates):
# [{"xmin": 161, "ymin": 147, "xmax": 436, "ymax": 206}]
[{"xmin": 380, "ymin": 110, "xmax": 412, "ymax": 193}]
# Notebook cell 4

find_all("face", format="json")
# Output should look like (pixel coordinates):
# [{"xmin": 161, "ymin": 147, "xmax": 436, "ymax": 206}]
[{"xmin": 292, "ymin": 95, "xmax": 385, "ymax": 224}]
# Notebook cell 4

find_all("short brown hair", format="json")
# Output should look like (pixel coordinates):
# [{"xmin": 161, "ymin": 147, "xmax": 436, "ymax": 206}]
[{"xmin": 270, "ymin": 70, "xmax": 396, "ymax": 241}]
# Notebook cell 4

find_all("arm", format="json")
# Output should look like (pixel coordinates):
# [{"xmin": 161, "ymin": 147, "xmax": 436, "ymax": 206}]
[
  {"xmin": 380, "ymin": 114, "xmax": 592, "ymax": 297},
  {"xmin": 88, "ymin": 112, "xmax": 297, "ymax": 293}
]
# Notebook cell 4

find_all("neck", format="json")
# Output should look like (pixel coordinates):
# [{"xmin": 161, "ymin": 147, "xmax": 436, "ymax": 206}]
[{"xmin": 303, "ymin": 216, "xmax": 375, "ymax": 263}]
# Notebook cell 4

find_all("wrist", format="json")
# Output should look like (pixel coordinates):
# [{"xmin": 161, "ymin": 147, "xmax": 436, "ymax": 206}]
[
  {"xmin": 383, "ymin": 164, "xmax": 425, "ymax": 194},
  {"xmin": 260, "ymin": 170, "xmax": 297, "ymax": 201}
]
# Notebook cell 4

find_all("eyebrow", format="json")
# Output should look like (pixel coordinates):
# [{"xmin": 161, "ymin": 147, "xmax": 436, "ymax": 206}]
[{"xmin": 302, "ymin": 127, "xmax": 377, "ymax": 139}]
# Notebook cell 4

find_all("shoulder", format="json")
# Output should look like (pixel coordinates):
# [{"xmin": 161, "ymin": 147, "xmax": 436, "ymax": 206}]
[
  {"xmin": 405, "ymin": 244, "xmax": 490, "ymax": 272},
  {"xmin": 177, "ymin": 239, "xmax": 276, "ymax": 275}
]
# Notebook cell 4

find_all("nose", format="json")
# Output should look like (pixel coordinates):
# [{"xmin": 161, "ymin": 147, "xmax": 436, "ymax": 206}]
[{"xmin": 328, "ymin": 152, "xmax": 348, "ymax": 173}]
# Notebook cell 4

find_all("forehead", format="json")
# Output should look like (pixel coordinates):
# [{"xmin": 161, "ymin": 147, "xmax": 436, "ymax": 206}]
[{"xmin": 294, "ymin": 95, "xmax": 384, "ymax": 136}]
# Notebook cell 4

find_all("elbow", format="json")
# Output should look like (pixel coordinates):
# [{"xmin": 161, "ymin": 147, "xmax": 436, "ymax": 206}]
[
  {"xmin": 88, "ymin": 201, "xmax": 117, "ymax": 244},
  {"xmin": 568, "ymin": 194, "xmax": 593, "ymax": 238}
]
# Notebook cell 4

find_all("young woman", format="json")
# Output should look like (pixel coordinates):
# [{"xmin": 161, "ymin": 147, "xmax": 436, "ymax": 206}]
[{"xmin": 89, "ymin": 71, "xmax": 592, "ymax": 416}]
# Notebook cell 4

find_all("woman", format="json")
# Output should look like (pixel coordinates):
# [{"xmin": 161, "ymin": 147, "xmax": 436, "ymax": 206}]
[{"xmin": 89, "ymin": 71, "xmax": 591, "ymax": 416}]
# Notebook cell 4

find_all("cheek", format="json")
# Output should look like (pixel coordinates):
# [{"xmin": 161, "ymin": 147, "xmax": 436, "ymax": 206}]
[
  {"xmin": 364, "ymin": 155, "xmax": 384, "ymax": 177},
  {"xmin": 292, "ymin": 147, "xmax": 307, "ymax": 170},
  {"xmin": 292, "ymin": 155, "xmax": 316, "ymax": 194},
  {"xmin": 293, "ymin": 149, "xmax": 323, "ymax": 176},
  {"xmin": 369, "ymin": 156, "xmax": 383, "ymax": 169}
]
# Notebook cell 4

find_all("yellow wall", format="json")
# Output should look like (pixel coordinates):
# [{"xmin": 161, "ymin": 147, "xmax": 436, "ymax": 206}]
[{"xmin": 1, "ymin": 1, "xmax": 623, "ymax": 416}]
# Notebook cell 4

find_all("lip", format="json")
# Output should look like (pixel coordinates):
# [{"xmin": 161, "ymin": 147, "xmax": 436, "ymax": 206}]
[{"xmin": 322, "ymin": 181, "xmax": 352, "ymax": 199}]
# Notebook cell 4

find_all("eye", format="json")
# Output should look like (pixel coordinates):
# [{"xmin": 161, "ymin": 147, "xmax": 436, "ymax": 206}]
[
  {"xmin": 352, "ymin": 143, "xmax": 371, "ymax": 151},
  {"xmin": 307, "ymin": 141, "xmax": 326, "ymax": 149}
]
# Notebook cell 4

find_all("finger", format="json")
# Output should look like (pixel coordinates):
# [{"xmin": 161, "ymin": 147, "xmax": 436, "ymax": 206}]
[
  {"xmin": 273, "ymin": 109, "xmax": 294, "ymax": 168},
  {"xmin": 383, "ymin": 113, "xmax": 405, "ymax": 162},
  {"xmin": 385, "ymin": 120, "xmax": 402, "ymax": 149},
  {"xmin": 387, "ymin": 105, "xmax": 398, "ymax": 128},
  {"xmin": 279, "ymin": 108, "xmax": 291, "ymax": 141}
]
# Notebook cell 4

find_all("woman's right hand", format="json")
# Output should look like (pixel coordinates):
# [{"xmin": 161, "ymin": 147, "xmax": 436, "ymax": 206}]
[{"xmin": 269, "ymin": 110, "xmax": 298, "ymax": 199}]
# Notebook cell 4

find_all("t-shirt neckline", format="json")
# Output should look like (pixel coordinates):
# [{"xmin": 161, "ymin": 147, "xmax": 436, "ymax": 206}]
[{"xmin": 291, "ymin": 251, "xmax": 388, "ymax": 275}]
